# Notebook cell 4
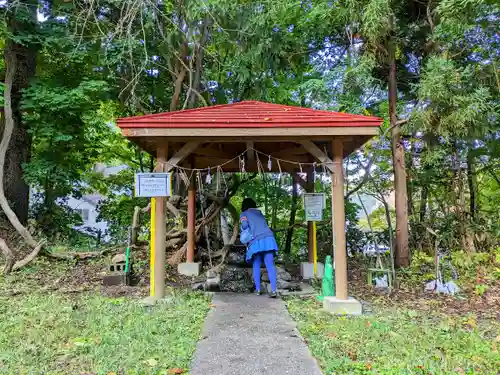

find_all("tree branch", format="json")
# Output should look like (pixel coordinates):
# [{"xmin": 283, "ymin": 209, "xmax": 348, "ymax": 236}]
[
  {"xmin": 12, "ymin": 240, "xmax": 45, "ymax": 271},
  {"xmin": 0, "ymin": 238, "xmax": 15, "ymax": 275},
  {"xmin": 345, "ymin": 158, "xmax": 373, "ymax": 199}
]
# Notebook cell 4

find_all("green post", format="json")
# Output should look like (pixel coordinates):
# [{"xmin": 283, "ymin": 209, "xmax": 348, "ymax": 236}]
[
  {"xmin": 124, "ymin": 228, "xmax": 131, "ymax": 274},
  {"xmin": 317, "ymin": 255, "xmax": 335, "ymax": 301}
]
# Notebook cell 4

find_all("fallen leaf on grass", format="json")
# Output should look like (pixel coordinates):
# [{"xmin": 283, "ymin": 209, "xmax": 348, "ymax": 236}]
[
  {"xmin": 146, "ymin": 358, "xmax": 158, "ymax": 367},
  {"xmin": 167, "ymin": 368, "xmax": 184, "ymax": 374},
  {"xmin": 326, "ymin": 332, "xmax": 337, "ymax": 339},
  {"xmin": 347, "ymin": 351, "xmax": 357, "ymax": 361},
  {"xmin": 464, "ymin": 315, "xmax": 477, "ymax": 328}
]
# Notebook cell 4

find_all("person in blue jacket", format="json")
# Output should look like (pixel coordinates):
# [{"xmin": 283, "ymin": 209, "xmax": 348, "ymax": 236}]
[{"xmin": 239, "ymin": 198, "xmax": 278, "ymax": 298}]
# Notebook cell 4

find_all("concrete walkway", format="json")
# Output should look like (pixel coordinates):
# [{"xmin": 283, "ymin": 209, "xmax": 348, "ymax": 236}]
[{"xmin": 190, "ymin": 293, "xmax": 323, "ymax": 375}]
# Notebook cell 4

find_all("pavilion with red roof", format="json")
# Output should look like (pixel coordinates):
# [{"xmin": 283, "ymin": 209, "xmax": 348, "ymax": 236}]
[{"xmin": 117, "ymin": 101, "xmax": 382, "ymax": 307}]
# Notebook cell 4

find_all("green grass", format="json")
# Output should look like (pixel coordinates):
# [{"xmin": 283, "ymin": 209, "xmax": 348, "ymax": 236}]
[
  {"xmin": 287, "ymin": 298, "xmax": 499, "ymax": 375},
  {"xmin": 0, "ymin": 291, "xmax": 210, "ymax": 375}
]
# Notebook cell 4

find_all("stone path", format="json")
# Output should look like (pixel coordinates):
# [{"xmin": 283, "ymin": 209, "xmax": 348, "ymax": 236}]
[{"xmin": 190, "ymin": 293, "xmax": 323, "ymax": 375}]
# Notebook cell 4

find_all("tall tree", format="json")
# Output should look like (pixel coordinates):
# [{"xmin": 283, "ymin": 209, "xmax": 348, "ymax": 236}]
[
  {"xmin": 2, "ymin": 0, "xmax": 38, "ymax": 224},
  {"xmin": 387, "ymin": 15, "xmax": 409, "ymax": 267}
]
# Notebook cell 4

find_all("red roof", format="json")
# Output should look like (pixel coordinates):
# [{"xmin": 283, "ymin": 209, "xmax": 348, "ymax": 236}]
[{"xmin": 117, "ymin": 101, "xmax": 382, "ymax": 129}]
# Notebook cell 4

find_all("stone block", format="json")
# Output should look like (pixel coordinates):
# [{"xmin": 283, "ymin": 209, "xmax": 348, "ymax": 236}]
[
  {"xmin": 112, "ymin": 253, "xmax": 126, "ymax": 263},
  {"xmin": 323, "ymin": 296, "xmax": 362, "ymax": 316},
  {"xmin": 206, "ymin": 270, "xmax": 218, "ymax": 279},
  {"xmin": 205, "ymin": 275, "xmax": 221, "ymax": 291},
  {"xmin": 178, "ymin": 262, "xmax": 201, "ymax": 277},
  {"xmin": 300, "ymin": 262, "xmax": 325, "ymax": 280},
  {"xmin": 276, "ymin": 267, "xmax": 292, "ymax": 281},
  {"xmin": 277, "ymin": 279, "xmax": 291, "ymax": 289},
  {"xmin": 103, "ymin": 272, "xmax": 129, "ymax": 286}
]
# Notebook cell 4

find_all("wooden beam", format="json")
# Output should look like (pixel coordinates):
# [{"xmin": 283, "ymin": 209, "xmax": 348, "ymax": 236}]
[
  {"xmin": 187, "ymin": 182, "xmax": 196, "ymax": 263},
  {"xmin": 307, "ymin": 167, "xmax": 314, "ymax": 263},
  {"xmin": 300, "ymin": 140, "xmax": 335, "ymax": 173},
  {"xmin": 166, "ymin": 141, "xmax": 201, "ymax": 172},
  {"xmin": 122, "ymin": 126, "xmax": 379, "ymax": 138},
  {"xmin": 154, "ymin": 143, "xmax": 167, "ymax": 300},
  {"xmin": 331, "ymin": 138, "xmax": 348, "ymax": 300}
]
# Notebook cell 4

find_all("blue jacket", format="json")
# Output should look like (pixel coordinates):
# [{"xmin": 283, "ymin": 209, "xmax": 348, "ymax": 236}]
[
  {"xmin": 240, "ymin": 208, "xmax": 274, "ymax": 241},
  {"xmin": 240, "ymin": 208, "xmax": 278, "ymax": 261}
]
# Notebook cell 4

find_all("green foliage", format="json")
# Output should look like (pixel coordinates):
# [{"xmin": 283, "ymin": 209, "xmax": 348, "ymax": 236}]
[
  {"xmin": 0, "ymin": 0, "xmax": 497, "ymax": 253},
  {"xmin": 414, "ymin": 55, "xmax": 497, "ymax": 138},
  {"xmin": 96, "ymin": 169, "xmax": 150, "ymax": 243},
  {"xmin": 362, "ymin": 0, "xmax": 392, "ymax": 42},
  {"xmin": 22, "ymin": 79, "xmax": 110, "ymax": 238}
]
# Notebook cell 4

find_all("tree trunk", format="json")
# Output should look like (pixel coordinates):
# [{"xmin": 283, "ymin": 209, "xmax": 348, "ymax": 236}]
[
  {"xmin": 220, "ymin": 212, "xmax": 231, "ymax": 245},
  {"xmin": 388, "ymin": 29, "xmax": 409, "ymax": 267},
  {"xmin": 263, "ymin": 175, "xmax": 269, "ymax": 217},
  {"xmin": 406, "ymin": 141, "xmax": 415, "ymax": 218},
  {"xmin": 271, "ymin": 178, "xmax": 279, "ymax": 229},
  {"xmin": 1, "ymin": 27, "xmax": 38, "ymax": 251},
  {"xmin": 1, "ymin": 1, "xmax": 37, "ymax": 224},
  {"xmin": 380, "ymin": 195, "xmax": 396, "ymax": 284},
  {"xmin": 284, "ymin": 175, "xmax": 298, "ymax": 254},
  {"xmin": 466, "ymin": 146, "xmax": 478, "ymax": 221},
  {"xmin": 417, "ymin": 185, "xmax": 428, "ymax": 251},
  {"xmin": 419, "ymin": 186, "xmax": 428, "ymax": 223},
  {"xmin": 187, "ymin": 16, "xmax": 210, "ymax": 109}
]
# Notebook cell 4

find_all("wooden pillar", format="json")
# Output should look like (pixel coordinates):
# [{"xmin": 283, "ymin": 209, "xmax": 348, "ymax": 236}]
[
  {"xmin": 307, "ymin": 167, "xmax": 314, "ymax": 263},
  {"xmin": 187, "ymin": 182, "xmax": 196, "ymax": 263},
  {"xmin": 331, "ymin": 138, "xmax": 348, "ymax": 300},
  {"xmin": 154, "ymin": 143, "xmax": 167, "ymax": 300}
]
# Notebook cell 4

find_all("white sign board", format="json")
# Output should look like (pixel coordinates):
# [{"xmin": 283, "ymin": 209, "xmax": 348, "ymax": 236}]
[
  {"xmin": 304, "ymin": 193, "xmax": 325, "ymax": 221},
  {"xmin": 135, "ymin": 173, "xmax": 172, "ymax": 197}
]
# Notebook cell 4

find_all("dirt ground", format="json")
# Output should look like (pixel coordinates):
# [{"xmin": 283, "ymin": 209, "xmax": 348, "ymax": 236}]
[
  {"xmin": 1, "ymin": 231, "xmax": 498, "ymax": 324},
  {"xmin": 348, "ymin": 265, "xmax": 500, "ymax": 325}
]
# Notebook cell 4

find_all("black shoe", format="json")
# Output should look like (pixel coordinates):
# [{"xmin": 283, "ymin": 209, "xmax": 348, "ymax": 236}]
[{"xmin": 269, "ymin": 291, "xmax": 277, "ymax": 298}]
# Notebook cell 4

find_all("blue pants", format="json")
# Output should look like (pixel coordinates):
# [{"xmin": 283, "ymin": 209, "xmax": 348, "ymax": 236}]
[{"xmin": 252, "ymin": 251, "xmax": 277, "ymax": 292}]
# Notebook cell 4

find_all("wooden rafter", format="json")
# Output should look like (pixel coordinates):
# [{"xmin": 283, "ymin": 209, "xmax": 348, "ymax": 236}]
[
  {"xmin": 300, "ymin": 140, "xmax": 335, "ymax": 173},
  {"xmin": 166, "ymin": 141, "xmax": 201, "ymax": 172}
]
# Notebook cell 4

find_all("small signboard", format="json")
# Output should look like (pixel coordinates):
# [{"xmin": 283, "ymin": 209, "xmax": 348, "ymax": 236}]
[
  {"xmin": 135, "ymin": 173, "xmax": 172, "ymax": 197},
  {"xmin": 304, "ymin": 193, "xmax": 326, "ymax": 221}
]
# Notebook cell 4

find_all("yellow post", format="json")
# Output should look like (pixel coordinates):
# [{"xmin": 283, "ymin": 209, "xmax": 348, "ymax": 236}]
[
  {"xmin": 313, "ymin": 221, "xmax": 317, "ymax": 276},
  {"xmin": 150, "ymin": 198, "xmax": 156, "ymax": 297}
]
